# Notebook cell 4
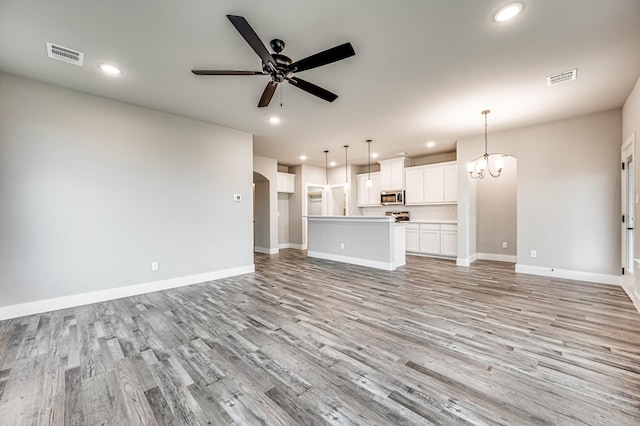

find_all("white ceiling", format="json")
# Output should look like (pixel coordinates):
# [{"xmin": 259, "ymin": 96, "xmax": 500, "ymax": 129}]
[{"xmin": 1, "ymin": 0, "xmax": 639, "ymax": 168}]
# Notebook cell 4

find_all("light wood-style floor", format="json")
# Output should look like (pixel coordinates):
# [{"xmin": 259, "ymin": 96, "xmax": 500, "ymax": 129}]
[{"xmin": 1, "ymin": 250, "xmax": 639, "ymax": 425}]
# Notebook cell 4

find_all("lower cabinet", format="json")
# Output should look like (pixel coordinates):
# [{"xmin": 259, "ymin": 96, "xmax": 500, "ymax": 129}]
[{"xmin": 406, "ymin": 223, "xmax": 457, "ymax": 257}]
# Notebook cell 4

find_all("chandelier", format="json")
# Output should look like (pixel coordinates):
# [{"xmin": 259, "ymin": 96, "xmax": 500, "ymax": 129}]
[{"xmin": 467, "ymin": 110, "xmax": 506, "ymax": 179}]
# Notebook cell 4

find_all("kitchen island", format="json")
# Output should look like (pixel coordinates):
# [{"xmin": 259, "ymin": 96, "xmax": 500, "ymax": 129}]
[{"xmin": 306, "ymin": 216, "xmax": 406, "ymax": 271}]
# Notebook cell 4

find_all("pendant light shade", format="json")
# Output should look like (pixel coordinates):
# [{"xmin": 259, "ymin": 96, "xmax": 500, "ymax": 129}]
[
  {"xmin": 324, "ymin": 150, "xmax": 330, "ymax": 191},
  {"xmin": 343, "ymin": 145, "xmax": 350, "ymax": 192}
]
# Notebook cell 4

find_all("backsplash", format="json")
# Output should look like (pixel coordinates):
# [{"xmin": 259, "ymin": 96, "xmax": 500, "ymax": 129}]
[{"xmin": 358, "ymin": 204, "xmax": 457, "ymax": 221}]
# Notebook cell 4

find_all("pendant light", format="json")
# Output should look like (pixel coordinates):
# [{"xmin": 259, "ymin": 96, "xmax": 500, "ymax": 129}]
[
  {"xmin": 467, "ymin": 110, "xmax": 507, "ymax": 179},
  {"xmin": 343, "ymin": 145, "xmax": 350, "ymax": 192},
  {"xmin": 366, "ymin": 139, "xmax": 373, "ymax": 187},
  {"xmin": 324, "ymin": 150, "xmax": 330, "ymax": 191}
]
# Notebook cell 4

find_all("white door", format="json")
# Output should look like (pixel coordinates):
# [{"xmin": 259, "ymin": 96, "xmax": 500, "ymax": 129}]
[{"xmin": 621, "ymin": 133, "xmax": 635, "ymax": 288}]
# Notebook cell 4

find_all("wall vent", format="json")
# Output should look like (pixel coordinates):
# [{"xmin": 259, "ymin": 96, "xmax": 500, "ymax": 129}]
[
  {"xmin": 46, "ymin": 42, "xmax": 84, "ymax": 66},
  {"xmin": 547, "ymin": 68, "xmax": 577, "ymax": 86}
]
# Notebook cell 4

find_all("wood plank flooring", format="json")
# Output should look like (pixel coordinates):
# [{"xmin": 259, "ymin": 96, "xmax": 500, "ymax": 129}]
[{"xmin": 1, "ymin": 250, "xmax": 639, "ymax": 425}]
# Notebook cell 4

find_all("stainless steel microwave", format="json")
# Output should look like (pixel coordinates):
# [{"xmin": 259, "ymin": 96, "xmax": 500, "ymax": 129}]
[{"xmin": 381, "ymin": 190, "xmax": 405, "ymax": 205}]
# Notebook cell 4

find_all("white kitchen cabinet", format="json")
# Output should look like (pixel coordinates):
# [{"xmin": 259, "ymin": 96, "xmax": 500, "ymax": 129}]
[
  {"xmin": 404, "ymin": 161, "xmax": 457, "ymax": 204},
  {"xmin": 406, "ymin": 222, "xmax": 457, "ymax": 257},
  {"xmin": 379, "ymin": 157, "xmax": 409, "ymax": 190},
  {"xmin": 419, "ymin": 224, "xmax": 441, "ymax": 254},
  {"xmin": 405, "ymin": 224, "xmax": 420, "ymax": 252},
  {"xmin": 356, "ymin": 172, "xmax": 381, "ymax": 207},
  {"xmin": 277, "ymin": 172, "xmax": 295, "ymax": 193},
  {"xmin": 440, "ymin": 224, "xmax": 458, "ymax": 256},
  {"xmin": 404, "ymin": 168, "xmax": 424, "ymax": 204},
  {"xmin": 444, "ymin": 165, "xmax": 457, "ymax": 202}
]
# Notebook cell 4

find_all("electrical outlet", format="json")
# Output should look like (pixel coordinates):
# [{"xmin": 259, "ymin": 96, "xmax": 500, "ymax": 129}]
[
  {"xmin": 151, "ymin": 261, "xmax": 159, "ymax": 271},
  {"xmin": 530, "ymin": 250, "xmax": 537, "ymax": 258},
  {"xmin": 233, "ymin": 194, "xmax": 242, "ymax": 202},
  {"xmin": 502, "ymin": 241, "xmax": 508, "ymax": 249},
  {"xmin": 340, "ymin": 242, "xmax": 345, "ymax": 249}
]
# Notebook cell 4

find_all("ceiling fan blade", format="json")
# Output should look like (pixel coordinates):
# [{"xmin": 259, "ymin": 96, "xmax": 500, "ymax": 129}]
[
  {"xmin": 226, "ymin": 15, "xmax": 277, "ymax": 72},
  {"xmin": 289, "ymin": 42, "xmax": 355, "ymax": 73},
  {"xmin": 192, "ymin": 70, "xmax": 264, "ymax": 75},
  {"xmin": 287, "ymin": 77, "xmax": 338, "ymax": 103},
  {"xmin": 258, "ymin": 81, "xmax": 278, "ymax": 108}
]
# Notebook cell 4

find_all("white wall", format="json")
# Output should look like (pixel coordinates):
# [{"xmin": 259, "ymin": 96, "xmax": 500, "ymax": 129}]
[
  {"xmin": 0, "ymin": 73, "xmax": 254, "ymax": 313},
  {"xmin": 622, "ymin": 75, "xmax": 640, "ymax": 309},
  {"xmin": 458, "ymin": 109, "xmax": 622, "ymax": 282}
]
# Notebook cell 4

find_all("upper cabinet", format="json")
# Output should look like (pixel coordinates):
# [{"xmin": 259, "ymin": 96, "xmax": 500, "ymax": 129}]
[
  {"xmin": 379, "ymin": 157, "xmax": 410, "ymax": 190},
  {"xmin": 356, "ymin": 172, "xmax": 381, "ymax": 207},
  {"xmin": 277, "ymin": 172, "xmax": 295, "ymax": 193},
  {"xmin": 405, "ymin": 161, "xmax": 457, "ymax": 204}
]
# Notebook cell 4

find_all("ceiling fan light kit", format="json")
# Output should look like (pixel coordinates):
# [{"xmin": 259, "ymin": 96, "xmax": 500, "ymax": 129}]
[{"xmin": 192, "ymin": 15, "xmax": 355, "ymax": 108}]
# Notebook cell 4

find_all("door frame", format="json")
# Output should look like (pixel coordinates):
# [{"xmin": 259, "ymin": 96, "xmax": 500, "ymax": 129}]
[{"xmin": 621, "ymin": 132, "xmax": 635, "ymax": 288}]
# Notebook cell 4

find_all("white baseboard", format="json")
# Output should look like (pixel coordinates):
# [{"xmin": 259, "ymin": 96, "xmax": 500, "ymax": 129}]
[
  {"xmin": 254, "ymin": 247, "xmax": 279, "ymax": 254},
  {"xmin": 0, "ymin": 264, "xmax": 255, "ymax": 321},
  {"xmin": 515, "ymin": 264, "xmax": 620, "ymax": 286},
  {"xmin": 307, "ymin": 251, "xmax": 401, "ymax": 271},
  {"xmin": 477, "ymin": 253, "xmax": 517, "ymax": 263},
  {"xmin": 456, "ymin": 253, "xmax": 478, "ymax": 267},
  {"xmin": 278, "ymin": 243, "xmax": 304, "ymax": 250},
  {"xmin": 621, "ymin": 284, "xmax": 640, "ymax": 314}
]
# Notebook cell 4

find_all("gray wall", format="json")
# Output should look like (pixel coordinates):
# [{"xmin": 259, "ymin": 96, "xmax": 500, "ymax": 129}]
[
  {"xmin": 278, "ymin": 193, "xmax": 290, "ymax": 246},
  {"xmin": 253, "ymin": 156, "xmax": 279, "ymax": 252},
  {"xmin": 477, "ymin": 156, "xmax": 517, "ymax": 256},
  {"xmin": 253, "ymin": 179, "xmax": 270, "ymax": 252},
  {"xmin": 0, "ymin": 72, "xmax": 254, "ymax": 307},
  {"xmin": 458, "ymin": 109, "xmax": 622, "ymax": 276}
]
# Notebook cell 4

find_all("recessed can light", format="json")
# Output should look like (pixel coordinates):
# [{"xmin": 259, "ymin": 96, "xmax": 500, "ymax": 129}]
[
  {"xmin": 494, "ymin": 2, "xmax": 524, "ymax": 22},
  {"xmin": 330, "ymin": 161, "xmax": 337, "ymax": 167},
  {"xmin": 269, "ymin": 116, "xmax": 281, "ymax": 125},
  {"xmin": 98, "ymin": 63, "xmax": 123, "ymax": 75},
  {"xmin": 299, "ymin": 155, "xmax": 307, "ymax": 161},
  {"xmin": 371, "ymin": 153, "xmax": 379, "ymax": 159},
  {"xmin": 426, "ymin": 141, "xmax": 436, "ymax": 148}
]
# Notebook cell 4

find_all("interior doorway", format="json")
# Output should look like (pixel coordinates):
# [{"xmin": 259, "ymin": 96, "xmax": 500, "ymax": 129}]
[
  {"xmin": 621, "ymin": 133, "xmax": 635, "ymax": 287},
  {"xmin": 253, "ymin": 172, "xmax": 271, "ymax": 254}
]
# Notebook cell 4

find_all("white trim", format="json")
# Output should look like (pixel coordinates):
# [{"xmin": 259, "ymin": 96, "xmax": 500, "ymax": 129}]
[
  {"xmin": 477, "ymin": 253, "xmax": 517, "ymax": 263},
  {"xmin": 254, "ymin": 247, "xmax": 279, "ymax": 254},
  {"xmin": 515, "ymin": 264, "xmax": 620, "ymax": 286},
  {"xmin": 307, "ymin": 251, "xmax": 401, "ymax": 271},
  {"xmin": 621, "ymin": 285, "xmax": 640, "ymax": 314},
  {"xmin": 0, "ymin": 264, "xmax": 255, "ymax": 321},
  {"xmin": 456, "ymin": 253, "xmax": 478, "ymax": 267},
  {"xmin": 278, "ymin": 243, "xmax": 304, "ymax": 250}
]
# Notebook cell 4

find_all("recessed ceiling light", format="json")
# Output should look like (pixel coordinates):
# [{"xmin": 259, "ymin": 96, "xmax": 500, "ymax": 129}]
[
  {"xmin": 269, "ymin": 116, "xmax": 281, "ymax": 125},
  {"xmin": 329, "ymin": 161, "xmax": 337, "ymax": 167},
  {"xmin": 426, "ymin": 141, "xmax": 436, "ymax": 148},
  {"xmin": 371, "ymin": 153, "xmax": 379, "ymax": 158},
  {"xmin": 494, "ymin": 2, "xmax": 524, "ymax": 22},
  {"xmin": 299, "ymin": 155, "xmax": 307, "ymax": 161},
  {"xmin": 98, "ymin": 63, "xmax": 123, "ymax": 75}
]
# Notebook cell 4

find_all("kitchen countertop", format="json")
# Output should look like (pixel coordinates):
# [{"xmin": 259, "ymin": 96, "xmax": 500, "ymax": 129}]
[{"xmin": 405, "ymin": 220, "xmax": 458, "ymax": 224}]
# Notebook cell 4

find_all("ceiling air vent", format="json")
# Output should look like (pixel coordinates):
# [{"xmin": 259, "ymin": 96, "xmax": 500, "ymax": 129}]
[
  {"xmin": 46, "ymin": 42, "xmax": 84, "ymax": 66},
  {"xmin": 547, "ymin": 68, "xmax": 577, "ymax": 86}
]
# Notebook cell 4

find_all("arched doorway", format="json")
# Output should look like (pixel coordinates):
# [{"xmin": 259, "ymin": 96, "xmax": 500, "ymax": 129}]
[{"xmin": 253, "ymin": 172, "xmax": 271, "ymax": 254}]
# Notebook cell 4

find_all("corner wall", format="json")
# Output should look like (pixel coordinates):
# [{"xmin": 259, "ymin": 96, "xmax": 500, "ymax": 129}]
[
  {"xmin": 0, "ymin": 73, "xmax": 254, "ymax": 317},
  {"xmin": 458, "ymin": 109, "xmax": 622, "ymax": 283}
]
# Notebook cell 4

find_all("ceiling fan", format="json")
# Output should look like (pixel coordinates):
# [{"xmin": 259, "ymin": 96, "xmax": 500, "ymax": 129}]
[{"xmin": 192, "ymin": 15, "xmax": 356, "ymax": 107}]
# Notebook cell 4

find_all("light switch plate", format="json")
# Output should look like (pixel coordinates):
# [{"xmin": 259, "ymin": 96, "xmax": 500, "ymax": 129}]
[{"xmin": 233, "ymin": 194, "xmax": 242, "ymax": 202}]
